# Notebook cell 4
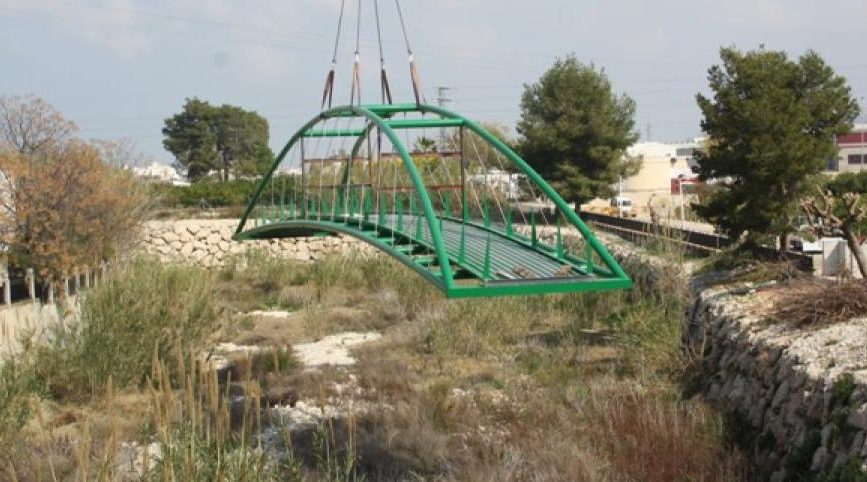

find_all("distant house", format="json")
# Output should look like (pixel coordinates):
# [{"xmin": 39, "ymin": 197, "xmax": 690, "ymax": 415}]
[
  {"xmin": 130, "ymin": 162, "xmax": 190, "ymax": 186},
  {"xmin": 828, "ymin": 124, "xmax": 867, "ymax": 173},
  {"xmin": 468, "ymin": 169, "xmax": 526, "ymax": 201},
  {"xmin": 616, "ymin": 140, "xmax": 704, "ymax": 215}
]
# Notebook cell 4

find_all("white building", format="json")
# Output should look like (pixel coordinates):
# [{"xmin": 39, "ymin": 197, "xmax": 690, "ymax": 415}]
[
  {"xmin": 617, "ymin": 140, "xmax": 702, "ymax": 215},
  {"xmin": 130, "ymin": 162, "xmax": 189, "ymax": 186},
  {"xmin": 468, "ymin": 169, "xmax": 526, "ymax": 200},
  {"xmin": 829, "ymin": 124, "xmax": 867, "ymax": 173}
]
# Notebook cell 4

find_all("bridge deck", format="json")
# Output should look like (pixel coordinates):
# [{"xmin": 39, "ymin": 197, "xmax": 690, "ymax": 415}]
[
  {"xmin": 236, "ymin": 213, "xmax": 614, "ymax": 289},
  {"xmin": 377, "ymin": 214, "xmax": 594, "ymax": 282}
]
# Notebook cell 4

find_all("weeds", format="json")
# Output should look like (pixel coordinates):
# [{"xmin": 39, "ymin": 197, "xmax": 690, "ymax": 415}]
[
  {"xmin": 773, "ymin": 278, "xmax": 867, "ymax": 328},
  {"xmin": 0, "ymin": 354, "xmax": 39, "ymax": 453},
  {"xmin": 588, "ymin": 383, "xmax": 745, "ymax": 481},
  {"xmin": 219, "ymin": 250, "xmax": 313, "ymax": 311},
  {"xmin": 29, "ymin": 258, "xmax": 220, "ymax": 402},
  {"xmin": 0, "ymin": 237, "xmax": 746, "ymax": 481}
]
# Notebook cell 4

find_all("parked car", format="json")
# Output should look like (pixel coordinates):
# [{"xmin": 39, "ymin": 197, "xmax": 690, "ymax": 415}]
[{"xmin": 609, "ymin": 196, "xmax": 636, "ymax": 218}]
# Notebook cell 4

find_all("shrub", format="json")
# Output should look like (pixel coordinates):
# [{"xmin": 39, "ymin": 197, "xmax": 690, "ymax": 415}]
[
  {"xmin": 773, "ymin": 279, "xmax": 867, "ymax": 328},
  {"xmin": 0, "ymin": 354, "xmax": 40, "ymax": 456},
  {"xmin": 29, "ymin": 258, "xmax": 220, "ymax": 401},
  {"xmin": 588, "ymin": 385, "xmax": 744, "ymax": 481},
  {"xmin": 149, "ymin": 176, "xmax": 301, "ymax": 211},
  {"xmin": 219, "ymin": 251, "xmax": 313, "ymax": 311}
]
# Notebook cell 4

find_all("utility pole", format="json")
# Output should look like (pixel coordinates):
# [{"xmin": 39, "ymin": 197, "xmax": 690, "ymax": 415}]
[{"xmin": 436, "ymin": 86, "xmax": 454, "ymax": 150}]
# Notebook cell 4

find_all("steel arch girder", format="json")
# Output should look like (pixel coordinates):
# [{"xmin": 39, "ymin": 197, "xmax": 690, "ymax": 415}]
[
  {"xmin": 233, "ymin": 104, "xmax": 455, "ymax": 289},
  {"xmin": 235, "ymin": 103, "xmax": 632, "ymax": 296},
  {"xmin": 416, "ymin": 104, "xmax": 630, "ymax": 283}
]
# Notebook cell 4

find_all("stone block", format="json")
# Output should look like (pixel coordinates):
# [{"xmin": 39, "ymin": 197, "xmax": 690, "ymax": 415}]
[{"xmin": 848, "ymin": 405, "xmax": 867, "ymax": 431}]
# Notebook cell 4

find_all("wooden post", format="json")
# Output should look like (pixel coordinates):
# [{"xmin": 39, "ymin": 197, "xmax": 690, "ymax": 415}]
[
  {"xmin": 26, "ymin": 268, "xmax": 35, "ymax": 301},
  {"xmin": 2, "ymin": 264, "xmax": 10, "ymax": 307}
]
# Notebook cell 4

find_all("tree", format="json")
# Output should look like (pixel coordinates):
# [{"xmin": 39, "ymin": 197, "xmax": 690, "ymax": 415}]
[
  {"xmin": 694, "ymin": 47, "xmax": 860, "ymax": 251},
  {"xmin": 0, "ymin": 94, "xmax": 76, "ymax": 155},
  {"xmin": 444, "ymin": 122, "xmax": 517, "ymax": 172},
  {"xmin": 162, "ymin": 98, "xmax": 273, "ymax": 182},
  {"xmin": 0, "ymin": 96, "xmax": 145, "ymax": 283},
  {"xmin": 414, "ymin": 136, "xmax": 437, "ymax": 153},
  {"xmin": 517, "ymin": 56, "xmax": 639, "ymax": 205},
  {"xmin": 92, "ymin": 138, "xmax": 149, "ymax": 169},
  {"xmin": 802, "ymin": 173, "xmax": 867, "ymax": 278}
]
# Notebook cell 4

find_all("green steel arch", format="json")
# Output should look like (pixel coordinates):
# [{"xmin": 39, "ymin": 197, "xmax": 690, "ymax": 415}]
[{"xmin": 234, "ymin": 103, "xmax": 632, "ymax": 298}]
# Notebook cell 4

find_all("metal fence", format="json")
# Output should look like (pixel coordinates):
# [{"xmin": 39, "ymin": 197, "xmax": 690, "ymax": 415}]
[{"xmin": 576, "ymin": 211, "xmax": 815, "ymax": 271}]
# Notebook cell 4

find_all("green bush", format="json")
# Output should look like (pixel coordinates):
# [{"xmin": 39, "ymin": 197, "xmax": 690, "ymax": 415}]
[
  {"xmin": 30, "ymin": 258, "xmax": 221, "ymax": 401},
  {"xmin": 149, "ymin": 176, "xmax": 301, "ymax": 210},
  {"xmin": 0, "ymin": 354, "xmax": 41, "ymax": 455}
]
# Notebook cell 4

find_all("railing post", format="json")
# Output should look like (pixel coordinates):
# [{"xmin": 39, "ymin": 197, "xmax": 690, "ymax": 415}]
[
  {"xmin": 47, "ymin": 282, "xmax": 54, "ymax": 304},
  {"xmin": 25, "ymin": 268, "xmax": 36, "ymax": 302}
]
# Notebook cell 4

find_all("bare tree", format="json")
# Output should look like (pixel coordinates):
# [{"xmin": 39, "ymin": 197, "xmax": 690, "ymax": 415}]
[
  {"xmin": 802, "ymin": 188, "xmax": 867, "ymax": 278},
  {"xmin": 0, "ymin": 94, "xmax": 77, "ymax": 155},
  {"xmin": 92, "ymin": 138, "xmax": 149, "ymax": 169}
]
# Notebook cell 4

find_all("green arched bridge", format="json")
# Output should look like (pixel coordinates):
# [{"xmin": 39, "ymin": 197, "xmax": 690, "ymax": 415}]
[{"xmin": 234, "ymin": 103, "xmax": 631, "ymax": 298}]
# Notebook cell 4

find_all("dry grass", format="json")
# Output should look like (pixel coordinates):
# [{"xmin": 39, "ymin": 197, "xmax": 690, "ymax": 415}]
[
  {"xmin": 772, "ymin": 278, "xmax": 867, "ymax": 328},
  {"xmin": 1, "ymin": 244, "xmax": 748, "ymax": 481},
  {"xmin": 586, "ymin": 383, "xmax": 746, "ymax": 482}
]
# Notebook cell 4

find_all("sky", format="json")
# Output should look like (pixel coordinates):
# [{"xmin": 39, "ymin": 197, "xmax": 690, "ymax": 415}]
[{"xmin": 2, "ymin": 0, "xmax": 866, "ymax": 165}]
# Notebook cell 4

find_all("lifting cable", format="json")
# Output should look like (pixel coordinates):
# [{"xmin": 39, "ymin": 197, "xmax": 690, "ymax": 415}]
[
  {"xmin": 373, "ymin": 0, "xmax": 393, "ymax": 104},
  {"xmin": 321, "ymin": 0, "xmax": 346, "ymax": 110},
  {"xmin": 395, "ymin": 0, "xmax": 424, "ymax": 106},
  {"xmin": 350, "ymin": 0, "xmax": 363, "ymax": 106}
]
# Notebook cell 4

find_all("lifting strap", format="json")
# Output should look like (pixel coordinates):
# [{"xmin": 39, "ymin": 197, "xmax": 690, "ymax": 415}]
[
  {"xmin": 321, "ymin": 0, "xmax": 346, "ymax": 110},
  {"xmin": 409, "ymin": 56, "xmax": 424, "ymax": 106},
  {"xmin": 321, "ymin": 67, "xmax": 335, "ymax": 110},
  {"xmin": 350, "ymin": 0, "xmax": 363, "ymax": 106},
  {"xmin": 395, "ymin": 0, "xmax": 424, "ymax": 105},
  {"xmin": 373, "ymin": 0, "xmax": 393, "ymax": 104}
]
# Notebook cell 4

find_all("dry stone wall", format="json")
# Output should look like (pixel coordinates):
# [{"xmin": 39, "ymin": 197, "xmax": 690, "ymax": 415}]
[
  {"xmin": 139, "ymin": 219, "xmax": 370, "ymax": 266},
  {"xmin": 686, "ymin": 279, "xmax": 867, "ymax": 480}
]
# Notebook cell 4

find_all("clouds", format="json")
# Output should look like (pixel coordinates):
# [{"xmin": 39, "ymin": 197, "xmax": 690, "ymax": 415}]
[
  {"xmin": 0, "ymin": 0, "xmax": 333, "ymax": 73},
  {"xmin": 2, "ymin": 0, "xmax": 150, "ymax": 57}
]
